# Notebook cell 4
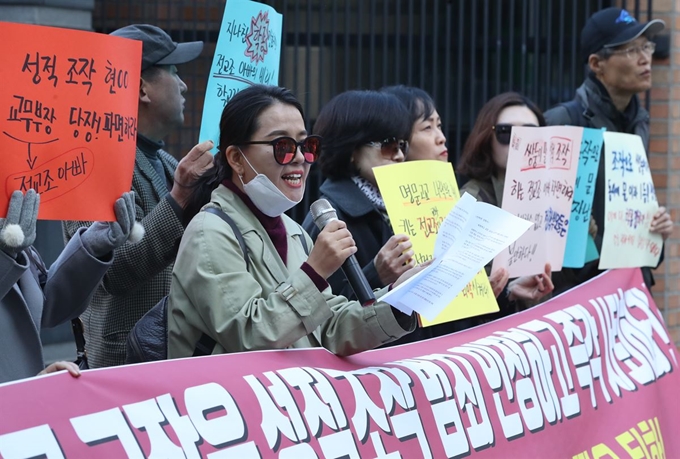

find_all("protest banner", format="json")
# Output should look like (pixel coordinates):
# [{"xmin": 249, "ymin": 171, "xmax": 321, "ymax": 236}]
[
  {"xmin": 0, "ymin": 22, "xmax": 140, "ymax": 221},
  {"xmin": 1, "ymin": 268, "xmax": 676, "ymax": 459},
  {"xmin": 563, "ymin": 128, "xmax": 604, "ymax": 268},
  {"xmin": 373, "ymin": 161, "xmax": 499, "ymax": 326},
  {"xmin": 199, "ymin": 0, "xmax": 283, "ymax": 150},
  {"xmin": 599, "ymin": 132, "xmax": 662, "ymax": 269},
  {"xmin": 494, "ymin": 126, "xmax": 583, "ymax": 277}
]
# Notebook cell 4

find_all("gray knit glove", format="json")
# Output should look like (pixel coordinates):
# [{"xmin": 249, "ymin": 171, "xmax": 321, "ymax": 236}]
[
  {"xmin": 0, "ymin": 190, "xmax": 40, "ymax": 258},
  {"xmin": 81, "ymin": 192, "xmax": 144, "ymax": 258}
]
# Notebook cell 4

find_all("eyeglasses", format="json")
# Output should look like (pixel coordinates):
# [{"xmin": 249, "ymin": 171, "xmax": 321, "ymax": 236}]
[
  {"xmin": 492, "ymin": 124, "xmax": 538, "ymax": 145},
  {"xmin": 602, "ymin": 41, "xmax": 656, "ymax": 59},
  {"xmin": 239, "ymin": 135, "xmax": 322, "ymax": 165},
  {"xmin": 366, "ymin": 137, "xmax": 409, "ymax": 157}
]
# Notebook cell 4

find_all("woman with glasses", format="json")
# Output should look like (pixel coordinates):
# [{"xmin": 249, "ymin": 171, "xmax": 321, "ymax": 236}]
[
  {"xmin": 458, "ymin": 92, "xmax": 544, "ymax": 216},
  {"xmin": 167, "ymin": 85, "xmax": 420, "ymax": 358},
  {"xmin": 302, "ymin": 90, "xmax": 417, "ymax": 302},
  {"xmin": 456, "ymin": 92, "xmax": 554, "ymax": 319}
]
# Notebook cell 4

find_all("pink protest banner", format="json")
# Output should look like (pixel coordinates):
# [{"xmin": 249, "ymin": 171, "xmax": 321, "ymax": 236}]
[
  {"xmin": 0, "ymin": 22, "xmax": 141, "ymax": 221},
  {"xmin": 494, "ymin": 126, "xmax": 583, "ymax": 277},
  {"xmin": 0, "ymin": 269, "xmax": 677, "ymax": 458}
]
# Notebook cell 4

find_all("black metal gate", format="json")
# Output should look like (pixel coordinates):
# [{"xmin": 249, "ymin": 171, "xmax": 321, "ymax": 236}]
[{"xmin": 93, "ymin": 0, "xmax": 653, "ymax": 221}]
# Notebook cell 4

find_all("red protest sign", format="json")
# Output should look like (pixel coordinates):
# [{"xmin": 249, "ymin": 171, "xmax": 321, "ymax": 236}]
[
  {"xmin": 0, "ymin": 22, "xmax": 141, "ymax": 221},
  {"xmin": 0, "ymin": 269, "xmax": 677, "ymax": 457}
]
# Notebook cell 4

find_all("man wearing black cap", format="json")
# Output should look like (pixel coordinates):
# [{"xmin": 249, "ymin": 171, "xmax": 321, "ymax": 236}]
[
  {"xmin": 545, "ymin": 7, "xmax": 673, "ymax": 292},
  {"xmin": 63, "ymin": 25, "xmax": 214, "ymax": 367}
]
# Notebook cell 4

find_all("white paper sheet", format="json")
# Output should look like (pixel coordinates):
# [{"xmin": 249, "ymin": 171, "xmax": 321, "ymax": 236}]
[{"xmin": 380, "ymin": 193, "xmax": 532, "ymax": 320}]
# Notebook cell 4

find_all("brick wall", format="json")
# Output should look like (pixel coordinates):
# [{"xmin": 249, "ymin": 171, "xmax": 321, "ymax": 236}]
[{"xmin": 645, "ymin": 0, "xmax": 679, "ymax": 345}]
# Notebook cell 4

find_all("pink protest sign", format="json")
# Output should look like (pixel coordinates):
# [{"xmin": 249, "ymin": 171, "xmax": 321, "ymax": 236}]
[
  {"xmin": 494, "ymin": 126, "xmax": 583, "ymax": 277},
  {"xmin": 0, "ymin": 269, "xmax": 677, "ymax": 458}
]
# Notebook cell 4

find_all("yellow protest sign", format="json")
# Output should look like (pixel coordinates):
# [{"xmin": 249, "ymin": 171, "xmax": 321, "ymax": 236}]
[{"xmin": 373, "ymin": 161, "xmax": 499, "ymax": 326}]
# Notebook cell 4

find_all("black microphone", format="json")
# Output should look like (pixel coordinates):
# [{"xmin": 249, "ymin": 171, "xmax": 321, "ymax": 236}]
[{"xmin": 310, "ymin": 199, "xmax": 377, "ymax": 306}]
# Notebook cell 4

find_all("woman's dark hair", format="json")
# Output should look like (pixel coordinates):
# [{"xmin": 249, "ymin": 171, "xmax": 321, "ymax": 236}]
[
  {"xmin": 381, "ymin": 85, "xmax": 436, "ymax": 139},
  {"xmin": 314, "ymin": 90, "xmax": 411, "ymax": 180},
  {"xmin": 457, "ymin": 92, "xmax": 545, "ymax": 181},
  {"xmin": 183, "ymin": 85, "xmax": 304, "ymax": 223}
]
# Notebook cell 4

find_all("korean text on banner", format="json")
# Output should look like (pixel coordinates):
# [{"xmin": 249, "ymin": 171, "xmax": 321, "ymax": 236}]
[
  {"xmin": 380, "ymin": 192, "xmax": 531, "ymax": 321},
  {"xmin": 199, "ymin": 0, "xmax": 283, "ymax": 150},
  {"xmin": 563, "ymin": 128, "xmax": 605, "ymax": 268},
  {"xmin": 0, "ymin": 268, "xmax": 677, "ymax": 458},
  {"xmin": 373, "ymin": 161, "xmax": 499, "ymax": 326},
  {"xmin": 599, "ymin": 132, "xmax": 662, "ymax": 269},
  {"xmin": 493, "ymin": 126, "xmax": 583, "ymax": 277},
  {"xmin": 0, "ymin": 22, "xmax": 141, "ymax": 221}
]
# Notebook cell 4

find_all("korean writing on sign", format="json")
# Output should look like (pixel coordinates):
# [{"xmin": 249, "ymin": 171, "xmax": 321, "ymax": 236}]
[
  {"xmin": 599, "ymin": 132, "xmax": 662, "ymax": 269},
  {"xmin": 563, "ymin": 128, "xmax": 604, "ymax": 268},
  {"xmin": 199, "ymin": 0, "xmax": 283, "ymax": 152},
  {"xmin": 494, "ymin": 126, "xmax": 583, "ymax": 277},
  {"xmin": 373, "ymin": 161, "xmax": 499, "ymax": 328},
  {"xmin": 1, "ymin": 21, "xmax": 140, "ymax": 221}
]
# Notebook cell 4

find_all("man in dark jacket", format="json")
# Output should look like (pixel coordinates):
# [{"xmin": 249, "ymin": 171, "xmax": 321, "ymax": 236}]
[
  {"xmin": 62, "ymin": 25, "xmax": 214, "ymax": 367},
  {"xmin": 544, "ymin": 7, "xmax": 673, "ymax": 291}
]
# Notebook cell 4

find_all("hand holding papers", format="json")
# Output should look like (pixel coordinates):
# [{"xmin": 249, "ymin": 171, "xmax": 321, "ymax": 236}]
[
  {"xmin": 373, "ymin": 161, "xmax": 499, "ymax": 326},
  {"xmin": 380, "ymin": 193, "xmax": 532, "ymax": 321}
]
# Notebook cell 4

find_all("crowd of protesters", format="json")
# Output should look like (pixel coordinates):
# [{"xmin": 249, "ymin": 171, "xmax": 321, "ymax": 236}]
[{"xmin": 1, "ymin": 7, "xmax": 673, "ymax": 383}]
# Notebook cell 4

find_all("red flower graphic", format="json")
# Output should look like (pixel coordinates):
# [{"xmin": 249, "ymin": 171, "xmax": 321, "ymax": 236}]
[{"xmin": 244, "ymin": 11, "xmax": 270, "ymax": 64}]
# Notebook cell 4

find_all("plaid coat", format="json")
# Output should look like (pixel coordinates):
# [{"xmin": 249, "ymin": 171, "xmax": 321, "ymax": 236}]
[{"xmin": 63, "ymin": 146, "xmax": 185, "ymax": 367}]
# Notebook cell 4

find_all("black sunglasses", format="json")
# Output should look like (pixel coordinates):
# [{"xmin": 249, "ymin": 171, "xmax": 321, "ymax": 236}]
[
  {"xmin": 240, "ymin": 135, "xmax": 322, "ymax": 165},
  {"xmin": 366, "ymin": 137, "xmax": 410, "ymax": 157},
  {"xmin": 492, "ymin": 124, "xmax": 538, "ymax": 145}
]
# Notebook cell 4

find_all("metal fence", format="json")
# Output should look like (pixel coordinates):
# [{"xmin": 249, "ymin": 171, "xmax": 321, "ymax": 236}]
[{"xmin": 93, "ymin": 0, "xmax": 653, "ymax": 222}]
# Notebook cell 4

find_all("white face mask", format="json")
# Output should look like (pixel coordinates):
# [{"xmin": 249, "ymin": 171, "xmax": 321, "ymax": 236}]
[{"xmin": 238, "ymin": 152, "xmax": 302, "ymax": 217}]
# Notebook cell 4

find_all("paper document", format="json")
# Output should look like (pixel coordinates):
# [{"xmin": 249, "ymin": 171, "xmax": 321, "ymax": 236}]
[
  {"xmin": 380, "ymin": 193, "xmax": 532, "ymax": 320},
  {"xmin": 373, "ymin": 160, "xmax": 500, "ymax": 326}
]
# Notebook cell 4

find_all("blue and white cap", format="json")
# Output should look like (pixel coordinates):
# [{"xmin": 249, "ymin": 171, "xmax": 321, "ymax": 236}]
[{"xmin": 581, "ymin": 7, "xmax": 664, "ymax": 61}]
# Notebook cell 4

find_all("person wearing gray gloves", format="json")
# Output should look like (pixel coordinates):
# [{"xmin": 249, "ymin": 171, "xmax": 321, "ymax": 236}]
[{"xmin": 0, "ymin": 189, "xmax": 143, "ymax": 383}]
